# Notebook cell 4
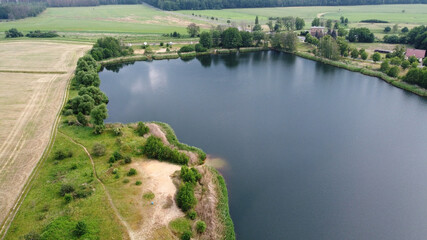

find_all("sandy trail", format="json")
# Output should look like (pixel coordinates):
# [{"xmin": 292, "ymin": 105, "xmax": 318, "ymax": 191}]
[{"xmin": 130, "ymin": 160, "xmax": 183, "ymax": 239}]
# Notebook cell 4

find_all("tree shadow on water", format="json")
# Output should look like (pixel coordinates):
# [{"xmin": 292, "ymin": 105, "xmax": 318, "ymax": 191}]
[{"xmin": 196, "ymin": 55, "xmax": 212, "ymax": 68}]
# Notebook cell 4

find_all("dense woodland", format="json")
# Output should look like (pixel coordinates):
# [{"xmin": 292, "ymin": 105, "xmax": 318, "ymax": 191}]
[{"xmin": 0, "ymin": 3, "xmax": 46, "ymax": 19}]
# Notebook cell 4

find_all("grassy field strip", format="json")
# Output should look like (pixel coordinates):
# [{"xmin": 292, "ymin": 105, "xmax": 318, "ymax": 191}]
[{"xmin": 58, "ymin": 131, "xmax": 133, "ymax": 239}]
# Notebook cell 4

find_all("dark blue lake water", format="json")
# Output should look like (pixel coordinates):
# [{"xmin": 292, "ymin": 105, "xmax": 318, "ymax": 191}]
[{"xmin": 100, "ymin": 51, "xmax": 427, "ymax": 240}]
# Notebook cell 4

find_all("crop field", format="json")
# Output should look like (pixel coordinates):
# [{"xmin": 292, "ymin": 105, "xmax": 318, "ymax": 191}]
[
  {"xmin": 0, "ymin": 5, "xmax": 212, "ymax": 35},
  {"xmin": 178, "ymin": 4, "xmax": 427, "ymax": 25},
  {"xmin": 0, "ymin": 41, "xmax": 90, "ymax": 232}
]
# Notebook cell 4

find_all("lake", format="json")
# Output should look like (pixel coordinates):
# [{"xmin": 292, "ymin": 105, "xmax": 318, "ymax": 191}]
[{"xmin": 100, "ymin": 51, "xmax": 427, "ymax": 240}]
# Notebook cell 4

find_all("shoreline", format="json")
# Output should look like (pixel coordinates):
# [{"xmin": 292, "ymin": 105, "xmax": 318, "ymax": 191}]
[{"xmin": 99, "ymin": 47, "xmax": 427, "ymax": 98}]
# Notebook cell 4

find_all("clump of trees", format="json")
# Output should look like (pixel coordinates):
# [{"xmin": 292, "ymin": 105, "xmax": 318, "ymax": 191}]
[
  {"xmin": 403, "ymin": 68, "xmax": 427, "ymax": 88},
  {"xmin": 142, "ymin": 136, "xmax": 189, "ymax": 165},
  {"xmin": 407, "ymin": 25, "xmax": 427, "ymax": 50},
  {"xmin": 26, "ymin": 30, "xmax": 59, "ymax": 38},
  {"xmin": 5, "ymin": 28, "xmax": 23, "ymax": 38},
  {"xmin": 177, "ymin": 166, "xmax": 201, "ymax": 212},
  {"xmin": 90, "ymin": 37, "xmax": 134, "ymax": 61},
  {"xmin": 318, "ymin": 35, "xmax": 340, "ymax": 60},
  {"xmin": 348, "ymin": 28, "xmax": 375, "ymax": 43},
  {"xmin": 0, "ymin": 3, "xmax": 46, "ymax": 20},
  {"xmin": 198, "ymin": 26, "xmax": 266, "ymax": 50},
  {"xmin": 271, "ymin": 32, "xmax": 298, "ymax": 52}
]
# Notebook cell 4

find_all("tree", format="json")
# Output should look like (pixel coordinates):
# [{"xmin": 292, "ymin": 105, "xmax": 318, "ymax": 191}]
[
  {"xmin": 311, "ymin": 17, "xmax": 320, "ymax": 27},
  {"xmin": 384, "ymin": 26, "xmax": 391, "ymax": 33},
  {"xmin": 392, "ymin": 24, "xmax": 399, "ymax": 33},
  {"xmin": 5, "ymin": 28, "xmax": 23, "ymax": 38},
  {"xmin": 267, "ymin": 21, "xmax": 274, "ymax": 32},
  {"xmin": 338, "ymin": 27, "xmax": 348, "ymax": 37},
  {"xmin": 408, "ymin": 56, "xmax": 418, "ymax": 63},
  {"xmin": 67, "ymin": 94, "xmax": 95, "ymax": 115},
  {"xmin": 240, "ymin": 31, "xmax": 253, "ymax": 47},
  {"xmin": 372, "ymin": 52, "xmax": 381, "ymax": 62},
  {"xmin": 199, "ymin": 32, "xmax": 212, "ymax": 49},
  {"xmin": 326, "ymin": 19, "xmax": 333, "ymax": 29},
  {"xmin": 196, "ymin": 221, "xmax": 207, "ymax": 233},
  {"xmin": 333, "ymin": 22, "xmax": 339, "ymax": 30},
  {"xmin": 253, "ymin": 31, "xmax": 265, "ymax": 46},
  {"xmin": 351, "ymin": 48, "xmax": 359, "ymax": 59},
  {"xmin": 401, "ymin": 27, "xmax": 409, "ymax": 33},
  {"xmin": 90, "ymin": 104, "xmax": 108, "ymax": 126},
  {"xmin": 78, "ymin": 86, "xmax": 108, "ymax": 105},
  {"xmin": 136, "ymin": 121, "xmax": 149, "ymax": 136},
  {"xmin": 401, "ymin": 60, "xmax": 410, "ymax": 69},
  {"xmin": 318, "ymin": 35, "xmax": 340, "ymax": 60},
  {"xmin": 348, "ymin": 28, "xmax": 374, "ymax": 43},
  {"xmin": 295, "ymin": 17, "xmax": 305, "ymax": 30},
  {"xmin": 360, "ymin": 51, "xmax": 368, "ymax": 60},
  {"xmin": 340, "ymin": 16, "xmax": 345, "ymax": 24},
  {"xmin": 387, "ymin": 66, "xmax": 400, "ymax": 77},
  {"xmin": 344, "ymin": 18, "xmax": 349, "ymax": 25},
  {"xmin": 423, "ymin": 58, "xmax": 427, "ymax": 66},
  {"xmin": 380, "ymin": 60, "xmax": 390, "ymax": 72},
  {"xmin": 187, "ymin": 23, "xmax": 200, "ymax": 37},
  {"xmin": 77, "ymin": 112, "xmax": 88, "ymax": 126},
  {"xmin": 255, "ymin": 16, "xmax": 259, "ymax": 25},
  {"xmin": 336, "ymin": 37, "xmax": 349, "ymax": 56},
  {"xmin": 272, "ymin": 32, "xmax": 297, "ymax": 52},
  {"xmin": 222, "ymin": 28, "xmax": 242, "ymax": 48},
  {"xmin": 253, "ymin": 24, "xmax": 262, "ymax": 32}
]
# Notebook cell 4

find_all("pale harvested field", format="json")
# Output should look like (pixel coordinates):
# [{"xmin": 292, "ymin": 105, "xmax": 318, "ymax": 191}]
[{"xmin": 0, "ymin": 41, "xmax": 90, "ymax": 225}]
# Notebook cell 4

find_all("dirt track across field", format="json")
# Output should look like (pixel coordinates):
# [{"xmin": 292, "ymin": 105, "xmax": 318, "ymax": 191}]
[{"xmin": 0, "ymin": 41, "xmax": 90, "ymax": 226}]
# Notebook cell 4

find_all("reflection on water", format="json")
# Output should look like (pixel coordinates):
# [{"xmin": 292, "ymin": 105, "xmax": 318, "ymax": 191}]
[{"xmin": 100, "ymin": 52, "xmax": 427, "ymax": 240}]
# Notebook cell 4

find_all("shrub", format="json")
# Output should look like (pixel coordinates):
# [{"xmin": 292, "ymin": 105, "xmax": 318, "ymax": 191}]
[
  {"xmin": 93, "ymin": 124, "xmax": 105, "ymax": 135},
  {"xmin": 26, "ymin": 30, "xmax": 59, "ymax": 38},
  {"xmin": 63, "ymin": 109, "xmax": 73, "ymax": 116},
  {"xmin": 5, "ymin": 28, "xmax": 23, "ymax": 38},
  {"xmin": 401, "ymin": 60, "xmax": 410, "ymax": 69},
  {"xmin": 423, "ymin": 57, "xmax": 427, "ymax": 66},
  {"xmin": 64, "ymin": 194, "xmax": 72, "ymax": 203},
  {"xmin": 108, "ymin": 156, "xmax": 115, "ymax": 163},
  {"xmin": 350, "ymin": 49, "xmax": 359, "ymax": 59},
  {"xmin": 113, "ymin": 151, "xmax": 123, "ymax": 160},
  {"xmin": 411, "ymin": 62, "xmax": 419, "ymax": 68},
  {"xmin": 186, "ymin": 209, "xmax": 197, "ymax": 220},
  {"xmin": 181, "ymin": 231, "xmax": 192, "ymax": 240},
  {"xmin": 113, "ymin": 127, "xmax": 122, "ymax": 136},
  {"xmin": 387, "ymin": 66, "xmax": 400, "ymax": 77},
  {"xmin": 390, "ymin": 57, "xmax": 402, "ymax": 66},
  {"xmin": 195, "ymin": 43, "xmax": 207, "ymax": 52},
  {"xmin": 143, "ymin": 136, "xmax": 189, "ymax": 165},
  {"xmin": 177, "ymin": 182, "xmax": 196, "ymax": 212},
  {"xmin": 70, "ymin": 164, "xmax": 77, "ymax": 170},
  {"xmin": 136, "ymin": 122, "xmax": 149, "ymax": 136},
  {"xmin": 380, "ymin": 61, "xmax": 390, "ymax": 73},
  {"xmin": 73, "ymin": 221, "xmax": 87, "ymax": 237},
  {"xmin": 77, "ymin": 112, "xmax": 88, "ymax": 126},
  {"xmin": 59, "ymin": 184, "xmax": 74, "ymax": 196},
  {"xmin": 127, "ymin": 168, "xmax": 137, "ymax": 176},
  {"xmin": 123, "ymin": 179, "xmax": 130, "ymax": 184},
  {"xmin": 179, "ymin": 45, "xmax": 195, "ymax": 53},
  {"xmin": 124, "ymin": 156, "xmax": 132, "ymax": 164},
  {"xmin": 384, "ymin": 26, "xmax": 391, "ymax": 33},
  {"xmin": 372, "ymin": 52, "xmax": 381, "ymax": 62},
  {"xmin": 360, "ymin": 51, "xmax": 368, "ymax": 60},
  {"xmin": 196, "ymin": 221, "xmax": 207, "ymax": 233},
  {"xmin": 180, "ymin": 166, "xmax": 201, "ymax": 184},
  {"xmin": 160, "ymin": 42, "xmax": 164, "ymax": 46},
  {"xmin": 135, "ymin": 180, "xmax": 142, "ymax": 185},
  {"xmin": 143, "ymin": 191, "xmax": 155, "ymax": 200},
  {"xmin": 54, "ymin": 150, "xmax": 72, "ymax": 160},
  {"xmin": 24, "ymin": 232, "xmax": 41, "ymax": 240},
  {"xmin": 92, "ymin": 143, "xmax": 106, "ymax": 156},
  {"xmin": 408, "ymin": 56, "xmax": 418, "ymax": 63}
]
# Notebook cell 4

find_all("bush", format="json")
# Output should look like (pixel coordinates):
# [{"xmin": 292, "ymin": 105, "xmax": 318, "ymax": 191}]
[
  {"xmin": 92, "ymin": 143, "xmax": 106, "ymax": 156},
  {"xmin": 177, "ymin": 182, "xmax": 196, "ymax": 212},
  {"xmin": 143, "ymin": 136, "xmax": 189, "ymax": 165},
  {"xmin": 24, "ymin": 231, "xmax": 41, "ymax": 240},
  {"xmin": 180, "ymin": 166, "xmax": 201, "ymax": 184},
  {"xmin": 124, "ymin": 156, "xmax": 132, "ymax": 164},
  {"xmin": 113, "ymin": 127, "xmax": 122, "ymax": 136},
  {"xmin": 5, "ymin": 28, "xmax": 23, "ymax": 38},
  {"xmin": 181, "ymin": 230, "xmax": 192, "ymax": 240},
  {"xmin": 186, "ymin": 210, "xmax": 197, "ymax": 220},
  {"xmin": 179, "ymin": 45, "xmax": 195, "ymax": 53},
  {"xmin": 90, "ymin": 37, "xmax": 133, "ymax": 61},
  {"xmin": 401, "ymin": 60, "xmax": 410, "ymax": 69},
  {"xmin": 411, "ymin": 62, "xmax": 419, "ymax": 68},
  {"xmin": 77, "ymin": 112, "xmax": 88, "ymax": 126},
  {"xmin": 136, "ymin": 122, "xmax": 149, "ymax": 136},
  {"xmin": 408, "ymin": 56, "xmax": 418, "ymax": 63},
  {"xmin": 351, "ymin": 49, "xmax": 359, "ymax": 59},
  {"xmin": 59, "ymin": 184, "xmax": 74, "ymax": 196},
  {"xmin": 372, "ymin": 52, "xmax": 381, "ymax": 62},
  {"xmin": 64, "ymin": 194, "xmax": 72, "ymax": 203},
  {"xmin": 196, "ymin": 220, "xmax": 207, "ymax": 233},
  {"xmin": 54, "ymin": 150, "xmax": 72, "ymax": 160},
  {"xmin": 127, "ymin": 168, "xmax": 137, "ymax": 176},
  {"xmin": 387, "ymin": 66, "xmax": 400, "ymax": 77},
  {"xmin": 360, "ymin": 51, "xmax": 368, "ymax": 60},
  {"xmin": 123, "ymin": 179, "xmax": 130, "ymax": 184},
  {"xmin": 390, "ymin": 57, "xmax": 402, "ymax": 66},
  {"xmin": 195, "ymin": 43, "xmax": 207, "ymax": 52},
  {"xmin": 423, "ymin": 57, "xmax": 427, "ymax": 66},
  {"xmin": 135, "ymin": 180, "xmax": 142, "ymax": 185},
  {"xmin": 384, "ymin": 26, "xmax": 391, "ymax": 33},
  {"xmin": 113, "ymin": 151, "xmax": 122, "ymax": 160},
  {"xmin": 73, "ymin": 221, "xmax": 87, "ymax": 237},
  {"xmin": 380, "ymin": 61, "xmax": 390, "ymax": 73},
  {"xmin": 26, "ymin": 30, "xmax": 59, "ymax": 38}
]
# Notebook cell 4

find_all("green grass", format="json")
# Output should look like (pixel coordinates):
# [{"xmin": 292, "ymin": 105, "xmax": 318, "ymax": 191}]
[
  {"xmin": 178, "ymin": 4, "xmax": 427, "ymax": 24},
  {"xmin": 4, "ymin": 134, "xmax": 126, "ymax": 240},
  {"xmin": 0, "ymin": 5, "xmax": 208, "ymax": 35},
  {"xmin": 168, "ymin": 217, "xmax": 192, "ymax": 236}
]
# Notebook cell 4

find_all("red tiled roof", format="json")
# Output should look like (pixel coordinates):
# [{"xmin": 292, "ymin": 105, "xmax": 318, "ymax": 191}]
[{"xmin": 405, "ymin": 48, "xmax": 426, "ymax": 59}]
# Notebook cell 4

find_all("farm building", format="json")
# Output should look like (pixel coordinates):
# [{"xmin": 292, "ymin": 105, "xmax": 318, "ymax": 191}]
[
  {"xmin": 405, "ymin": 48, "xmax": 426, "ymax": 62},
  {"xmin": 310, "ymin": 27, "xmax": 325, "ymax": 38}
]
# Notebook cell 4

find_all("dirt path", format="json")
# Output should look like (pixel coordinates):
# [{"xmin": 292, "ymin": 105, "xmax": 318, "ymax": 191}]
[{"xmin": 59, "ymin": 132, "xmax": 132, "ymax": 239}]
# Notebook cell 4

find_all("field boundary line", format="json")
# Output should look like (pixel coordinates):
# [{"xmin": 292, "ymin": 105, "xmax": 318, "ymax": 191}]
[
  {"xmin": 0, "ymin": 69, "xmax": 73, "ymax": 239},
  {"xmin": 0, "ymin": 70, "xmax": 67, "ymax": 74}
]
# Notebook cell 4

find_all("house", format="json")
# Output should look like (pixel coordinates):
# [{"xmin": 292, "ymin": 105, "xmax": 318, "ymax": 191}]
[
  {"xmin": 405, "ymin": 48, "xmax": 426, "ymax": 62},
  {"xmin": 310, "ymin": 27, "xmax": 325, "ymax": 38}
]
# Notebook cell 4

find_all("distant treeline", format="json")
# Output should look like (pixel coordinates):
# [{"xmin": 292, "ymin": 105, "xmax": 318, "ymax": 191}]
[
  {"xmin": 0, "ymin": 0, "xmax": 142, "ymax": 7},
  {"xmin": 142, "ymin": 0, "xmax": 427, "ymax": 11},
  {"xmin": 0, "ymin": 3, "xmax": 46, "ymax": 19}
]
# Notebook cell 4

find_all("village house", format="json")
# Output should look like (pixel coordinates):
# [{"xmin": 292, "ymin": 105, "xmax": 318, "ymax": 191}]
[
  {"xmin": 310, "ymin": 26, "xmax": 325, "ymax": 38},
  {"xmin": 405, "ymin": 48, "xmax": 426, "ymax": 62}
]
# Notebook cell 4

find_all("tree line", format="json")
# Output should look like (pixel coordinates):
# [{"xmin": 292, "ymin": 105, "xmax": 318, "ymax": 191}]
[
  {"xmin": 142, "ymin": 0, "xmax": 426, "ymax": 11},
  {"xmin": 0, "ymin": 3, "xmax": 46, "ymax": 20}
]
